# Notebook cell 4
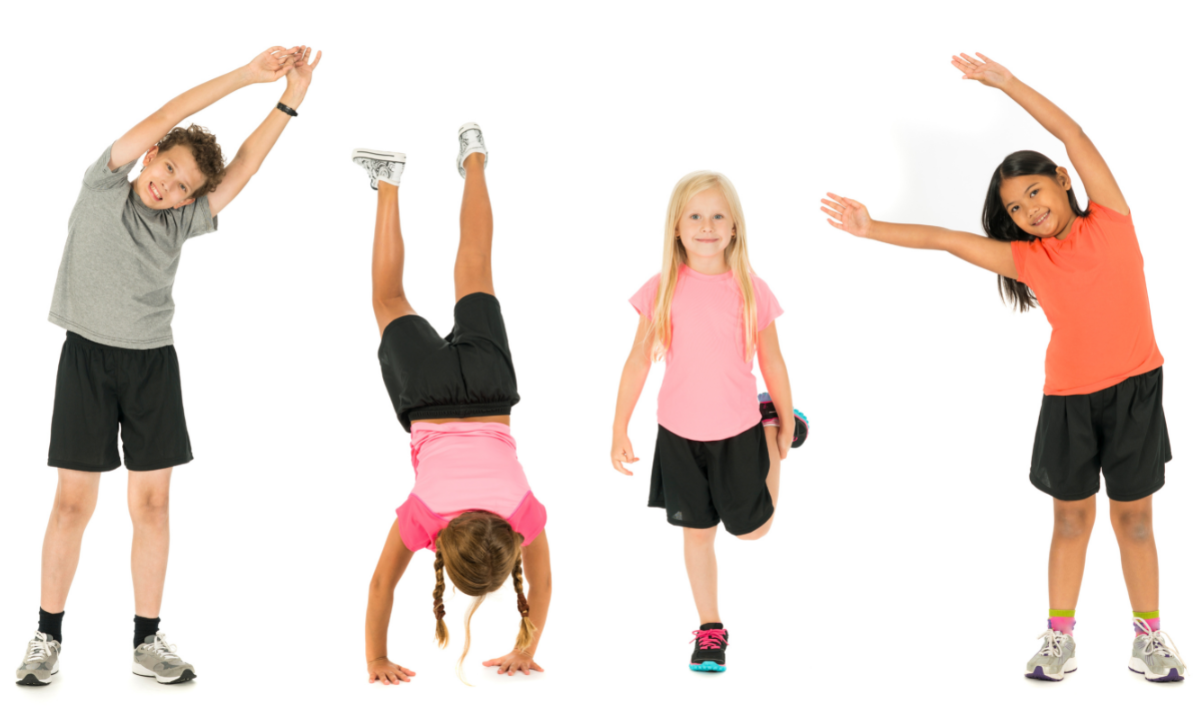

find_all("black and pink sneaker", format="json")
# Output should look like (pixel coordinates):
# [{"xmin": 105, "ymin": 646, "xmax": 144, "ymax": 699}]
[
  {"xmin": 689, "ymin": 623, "xmax": 729, "ymax": 673},
  {"xmin": 758, "ymin": 392, "xmax": 808, "ymax": 448}
]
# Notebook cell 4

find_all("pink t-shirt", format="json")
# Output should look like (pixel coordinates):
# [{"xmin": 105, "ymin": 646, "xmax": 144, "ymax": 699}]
[
  {"xmin": 396, "ymin": 422, "xmax": 547, "ymax": 553},
  {"xmin": 630, "ymin": 265, "xmax": 783, "ymax": 441}
]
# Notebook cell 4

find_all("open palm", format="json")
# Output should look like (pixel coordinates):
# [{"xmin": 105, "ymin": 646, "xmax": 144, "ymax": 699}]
[
  {"xmin": 951, "ymin": 52, "xmax": 1013, "ymax": 88},
  {"xmin": 286, "ymin": 46, "xmax": 322, "ymax": 94},
  {"xmin": 821, "ymin": 193, "xmax": 872, "ymax": 237},
  {"xmin": 245, "ymin": 46, "xmax": 299, "ymax": 84}
]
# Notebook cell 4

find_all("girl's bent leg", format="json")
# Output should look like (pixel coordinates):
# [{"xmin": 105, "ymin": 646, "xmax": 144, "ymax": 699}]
[
  {"xmin": 1048, "ymin": 496, "xmax": 1096, "ymax": 610},
  {"xmin": 683, "ymin": 526, "xmax": 720, "ymax": 625},
  {"xmin": 40, "ymin": 469, "xmax": 101, "ymax": 613},
  {"xmin": 372, "ymin": 182, "xmax": 416, "ymax": 333},
  {"xmin": 737, "ymin": 425, "xmax": 781, "ymax": 541},
  {"xmin": 1110, "ymin": 495, "xmax": 1159, "ymax": 612},
  {"xmin": 454, "ymin": 152, "xmax": 494, "ymax": 302},
  {"xmin": 128, "ymin": 468, "xmax": 172, "ymax": 619}
]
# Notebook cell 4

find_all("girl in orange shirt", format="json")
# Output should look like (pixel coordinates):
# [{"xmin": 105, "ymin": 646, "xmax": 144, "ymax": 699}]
[{"xmin": 822, "ymin": 53, "xmax": 1184, "ymax": 683}]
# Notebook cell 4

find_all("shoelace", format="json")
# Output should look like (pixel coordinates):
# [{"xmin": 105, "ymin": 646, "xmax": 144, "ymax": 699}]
[
  {"xmin": 1134, "ymin": 619, "xmax": 1187, "ymax": 668},
  {"xmin": 148, "ymin": 633, "xmax": 182, "ymax": 661},
  {"xmin": 24, "ymin": 632, "xmax": 53, "ymax": 664},
  {"xmin": 1035, "ymin": 629, "xmax": 1066, "ymax": 658},
  {"xmin": 692, "ymin": 629, "xmax": 728, "ymax": 651}
]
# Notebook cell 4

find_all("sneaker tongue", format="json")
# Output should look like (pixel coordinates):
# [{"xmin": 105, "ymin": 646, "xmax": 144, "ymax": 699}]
[
  {"xmin": 142, "ymin": 635, "xmax": 159, "ymax": 645},
  {"xmin": 699, "ymin": 623, "xmax": 724, "ymax": 631}
]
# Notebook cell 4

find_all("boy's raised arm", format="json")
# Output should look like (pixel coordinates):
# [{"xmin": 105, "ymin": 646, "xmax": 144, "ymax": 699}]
[
  {"xmin": 206, "ymin": 47, "xmax": 321, "ymax": 217},
  {"xmin": 109, "ymin": 47, "xmax": 298, "ymax": 171}
]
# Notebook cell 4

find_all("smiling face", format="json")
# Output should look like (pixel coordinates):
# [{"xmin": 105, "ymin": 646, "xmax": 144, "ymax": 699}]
[
  {"xmin": 998, "ymin": 169, "xmax": 1077, "ymax": 239},
  {"xmin": 135, "ymin": 144, "xmax": 205, "ymax": 209},
  {"xmin": 676, "ymin": 186, "xmax": 736, "ymax": 271}
]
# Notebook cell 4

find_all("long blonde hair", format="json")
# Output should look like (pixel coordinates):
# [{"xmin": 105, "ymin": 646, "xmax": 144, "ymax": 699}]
[
  {"xmin": 649, "ymin": 171, "xmax": 757, "ymax": 362},
  {"xmin": 433, "ymin": 512, "xmax": 536, "ymax": 684}
]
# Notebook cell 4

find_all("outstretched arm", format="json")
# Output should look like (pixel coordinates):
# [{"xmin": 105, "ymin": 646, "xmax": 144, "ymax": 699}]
[
  {"xmin": 483, "ymin": 531, "xmax": 552, "ymax": 675},
  {"xmin": 822, "ymin": 193, "xmax": 1018, "ymax": 279},
  {"xmin": 109, "ymin": 47, "xmax": 298, "ymax": 171},
  {"xmin": 952, "ymin": 53, "xmax": 1127, "ymax": 214},
  {"xmin": 756, "ymin": 323, "xmax": 794, "ymax": 460},
  {"xmin": 611, "ymin": 314, "xmax": 653, "ymax": 475},
  {"xmin": 207, "ymin": 47, "xmax": 322, "ymax": 216},
  {"xmin": 365, "ymin": 521, "xmax": 417, "ymax": 684}
]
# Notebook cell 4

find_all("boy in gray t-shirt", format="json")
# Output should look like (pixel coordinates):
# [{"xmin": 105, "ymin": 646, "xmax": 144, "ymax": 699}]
[{"xmin": 15, "ymin": 46, "xmax": 321, "ymax": 687}]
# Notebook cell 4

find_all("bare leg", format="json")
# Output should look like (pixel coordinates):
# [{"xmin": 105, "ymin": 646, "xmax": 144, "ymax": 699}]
[
  {"xmin": 128, "ymin": 469, "xmax": 172, "ymax": 618},
  {"xmin": 371, "ymin": 182, "xmax": 417, "ymax": 335},
  {"xmin": 455, "ymin": 152, "xmax": 494, "ymax": 302},
  {"xmin": 1110, "ymin": 496, "xmax": 1159, "ymax": 612},
  {"xmin": 40, "ymin": 470, "xmax": 102, "ymax": 613},
  {"xmin": 1048, "ymin": 496, "xmax": 1096, "ymax": 610},
  {"xmin": 683, "ymin": 526, "xmax": 720, "ymax": 625},
  {"xmin": 738, "ymin": 425, "xmax": 781, "ymax": 540}
]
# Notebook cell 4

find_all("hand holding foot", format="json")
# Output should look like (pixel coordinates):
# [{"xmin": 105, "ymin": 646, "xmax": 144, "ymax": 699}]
[{"xmin": 367, "ymin": 657, "xmax": 416, "ymax": 684}]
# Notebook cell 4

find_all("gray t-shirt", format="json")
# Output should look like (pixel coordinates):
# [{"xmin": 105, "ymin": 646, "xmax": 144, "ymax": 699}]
[{"xmin": 48, "ymin": 145, "xmax": 218, "ymax": 349}]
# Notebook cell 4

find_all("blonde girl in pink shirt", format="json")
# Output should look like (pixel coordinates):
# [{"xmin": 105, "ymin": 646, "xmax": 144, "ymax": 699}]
[
  {"xmin": 611, "ymin": 171, "xmax": 805, "ymax": 673},
  {"xmin": 352, "ymin": 125, "xmax": 551, "ymax": 685}
]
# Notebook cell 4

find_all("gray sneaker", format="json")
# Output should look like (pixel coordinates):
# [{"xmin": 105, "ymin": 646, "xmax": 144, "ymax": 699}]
[
  {"xmin": 1129, "ymin": 619, "xmax": 1187, "ymax": 682},
  {"xmin": 351, "ymin": 149, "xmax": 406, "ymax": 190},
  {"xmin": 15, "ymin": 632, "xmax": 60, "ymax": 686},
  {"xmin": 456, "ymin": 122, "xmax": 488, "ymax": 178},
  {"xmin": 133, "ymin": 632, "xmax": 196, "ymax": 685},
  {"xmin": 1025, "ymin": 629, "xmax": 1077, "ymax": 681}
]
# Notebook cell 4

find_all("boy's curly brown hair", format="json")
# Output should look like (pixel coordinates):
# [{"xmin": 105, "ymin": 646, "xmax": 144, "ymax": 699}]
[{"xmin": 157, "ymin": 124, "xmax": 226, "ymax": 198}]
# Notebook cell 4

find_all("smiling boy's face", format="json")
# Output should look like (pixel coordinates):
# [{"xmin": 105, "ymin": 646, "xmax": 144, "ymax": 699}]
[{"xmin": 136, "ymin": 144, "xmax": 206, "ymax": 209}]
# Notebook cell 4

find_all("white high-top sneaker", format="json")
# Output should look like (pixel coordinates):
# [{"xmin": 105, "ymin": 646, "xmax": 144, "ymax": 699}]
[
  {"xmin": 351, "ymin": 149, "xmax": 407, "ymax": 190},
  {"xmin": 457, "ymin": 123, "xmax": 488, "ymax": 178}
]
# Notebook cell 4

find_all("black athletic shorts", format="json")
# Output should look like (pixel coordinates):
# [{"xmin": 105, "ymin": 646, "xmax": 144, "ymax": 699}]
[
  {"xmin": 1029, "ymin": 367, "xmax": 1171, "ymax": 502},
  {"xmin": 48, "ymin": 332, "xmax": 193, "ymax": 473},
  {"xmin": 649, "ymin": 422, "xmax": 773, "ymax": 535},
  {"xmin": 379, "ymin": 293, "xmax": 520, "ymax": 433}
]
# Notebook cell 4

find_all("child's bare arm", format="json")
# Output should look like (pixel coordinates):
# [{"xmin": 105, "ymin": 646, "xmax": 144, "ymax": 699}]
[
  {"xmin": 206, "ymin": 47, "xmax": 321, "ymax": 217},
  {"xmin": 822, "ymin": 193, "xmax": 1018, "ymax": 279},
  {"xmin": 365, "ymin": 521, "xmax": 417, "ymax": 684},
  {"xmin": 483, "ymin": 532, "xmax": 552, "ymax": 675},
  {"xmin": 952, "ymin": 53, "xmax": 1128, "ymax": 215},
  {"xmin": 611, "ymin": 314, "xmax": 653, "ymax": 475},
  {"xmin": 756, "ymin": 323, "xmax": 793, "ymax": 460},
  {"xmin": 109, "ymin": 47, "xmax": 298, "ymax": 171}
]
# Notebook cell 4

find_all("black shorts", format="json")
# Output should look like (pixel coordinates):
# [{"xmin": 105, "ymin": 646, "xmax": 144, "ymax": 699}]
[
  {"xmin": 378, "ymin": 293, "xmax": 520, "ymax": 433},
  {"xmin": 1029, "ymin": 367, "xmax": 1172, "ymax": 502},
  {"xmin": 48, "ymin": 332, "xmax": 193, "ymax": 473},
  {"xmin": 649, "ymin": 423, "xmax": 773, "ymax": 535}
]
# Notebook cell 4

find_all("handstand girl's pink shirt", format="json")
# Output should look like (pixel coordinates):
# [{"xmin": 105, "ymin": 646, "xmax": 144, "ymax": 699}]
[
  {"xmin": 396, "ymin": 422, "xmax": 546, "ymax": 553},
  {"xmin": 631, "ymin": 266, "xmax": 783, "ymax": 441}
]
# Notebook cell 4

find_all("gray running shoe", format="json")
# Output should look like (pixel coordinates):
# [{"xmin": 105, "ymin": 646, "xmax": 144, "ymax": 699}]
[
  {"xmin": 132, "ymin": 632, "xmax": 196, "ymax": 685},
  {"xmin": 1129, "ymin": 619, "xmax": 1187, "ymax": 682},
  {"xmin": 351, "ymin": 149, "xmax": 406, "ymax": 190},
  {"xmin": 456, "ymin": 122, "xmax": 488, "ymax": 178},
  {"xmin": 1025, "ymin": 629, "xmax": 1077, "ymax": 681},
  {"xmin": 15, "ymin": 632, "xmax": 60, "ymax": 686}
]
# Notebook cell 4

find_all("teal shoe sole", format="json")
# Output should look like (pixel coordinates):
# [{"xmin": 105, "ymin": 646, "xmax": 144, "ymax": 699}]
[{"xmin": 689, "ymin": 661, "xmax": 726, "ymax": 673}]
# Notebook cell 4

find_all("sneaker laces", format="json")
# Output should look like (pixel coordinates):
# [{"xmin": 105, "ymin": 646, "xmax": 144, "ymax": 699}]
[
  {"xmin": 1035, "ymin": 629, "xmax": 1067, "ymax": 658},
  {"xmin": 1134, "ymin": 619, "xmax": 1187, "ymax": 668},
  {"xmin": 147, "ymin": 632, "xmax": 181, "ymax": 661},
  {"xmin": 692, "ymin": 629, "xmax": 728, "ymax": 651},
  {"xmin": 23, "ymin": 632, "xmax": 53, "ymax": 664}
]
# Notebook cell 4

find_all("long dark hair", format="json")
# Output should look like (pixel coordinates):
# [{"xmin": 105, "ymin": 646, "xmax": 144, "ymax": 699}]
[{"xmin": 981, "ymin": 150, "xmax": 1089, "ymax": 312}]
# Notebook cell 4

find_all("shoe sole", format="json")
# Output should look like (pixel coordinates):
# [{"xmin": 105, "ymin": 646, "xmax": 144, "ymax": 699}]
[
  {"xmin": 133, "ymin": 663, "xmax": 196, "ymax": 685},
  {"xmin": 1129, "ymin": 657, "xmax": 1185, "ymax": 682},
  {"xmin": 689, "ymin": 661, "xmax": 726, "ymax": 673},
  {"xmin": 351, "ymin": 149, "xmax": 406, "ymax": 163},
  {"xmin": 15, "ymin": 670, "xmax": 56, "ymax": 686},
  {"xmin": 1025, "ymin": 658, "xmax": 1078, "ymax": 681}
]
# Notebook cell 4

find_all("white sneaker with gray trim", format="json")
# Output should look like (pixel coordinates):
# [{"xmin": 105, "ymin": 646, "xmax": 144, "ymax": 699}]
[
  {"xmin": 1129, "ymin": 619, "xmax": 1187, "ymax": 682},
  {"xmin": 1025, "ymin": 629, "xmax": 1077, "ymax": 681},
  {"xmin": 133, "ymin": 631, "xmax": 196, "ymax": 684},
  {"xmin": 457, "ymin": 122, "xmax": 488, "ymax": 178},
  {"xmin": 352, "ymin": 149, "xmax": 407, "ymax": 190},
  {"xmin": 15, "ymin": 632, "xmax": 60, "ymax": 686}
]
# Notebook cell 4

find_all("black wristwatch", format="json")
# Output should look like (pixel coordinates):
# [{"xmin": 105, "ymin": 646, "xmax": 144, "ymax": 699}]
[{"xmin": 276, "ymin": 102, "xmax": 298, "ymax": 117}]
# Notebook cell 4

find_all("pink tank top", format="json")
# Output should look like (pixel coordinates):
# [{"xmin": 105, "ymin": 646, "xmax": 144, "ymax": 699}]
[{"xmin": 395, "ymin": 422, "xmax": 547, "ymax": 552}]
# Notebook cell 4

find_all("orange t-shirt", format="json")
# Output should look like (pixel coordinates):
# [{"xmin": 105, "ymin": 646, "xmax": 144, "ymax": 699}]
[{"xmin": 1010, "ymin": 202, "xmax": 1163, "ymax": 396}]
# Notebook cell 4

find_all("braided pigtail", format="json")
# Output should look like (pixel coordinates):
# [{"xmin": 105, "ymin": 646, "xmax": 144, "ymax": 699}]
[
  {"xmin": 433, "ymin": 549, "xmax": 448, "ymax": 649},
  {"xmin": 511, "ymin": 549, "xmax": 538, "ymax": 653}
]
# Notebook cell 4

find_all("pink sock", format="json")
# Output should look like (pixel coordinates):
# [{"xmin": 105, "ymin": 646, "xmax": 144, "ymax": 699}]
[
  {"xmin": 1049, "ymin": 616, "xmax": 1076, "ymax": 636},
  {"xmin": 1134, "ymin": 616, "xmax": 1161, "ymax": 635}
]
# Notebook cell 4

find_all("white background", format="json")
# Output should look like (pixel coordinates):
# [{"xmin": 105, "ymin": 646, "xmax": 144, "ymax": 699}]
[{"xmin": 3, "ymin": 1, "xmax": 1197, "ymax": 717}]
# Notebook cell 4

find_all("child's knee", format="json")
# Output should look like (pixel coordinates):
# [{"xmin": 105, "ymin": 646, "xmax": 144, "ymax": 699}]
[
  {"xmin": 1053, "ymin": 503, "xmax": 1095, "ymax": 539},
  {"xmin": 683, "ymin": 526, "xmax": 718, "ymax": 545},
  {"xmin": 1112, "ymin": 507, "xmax": 1154, "ymax": 541}
]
